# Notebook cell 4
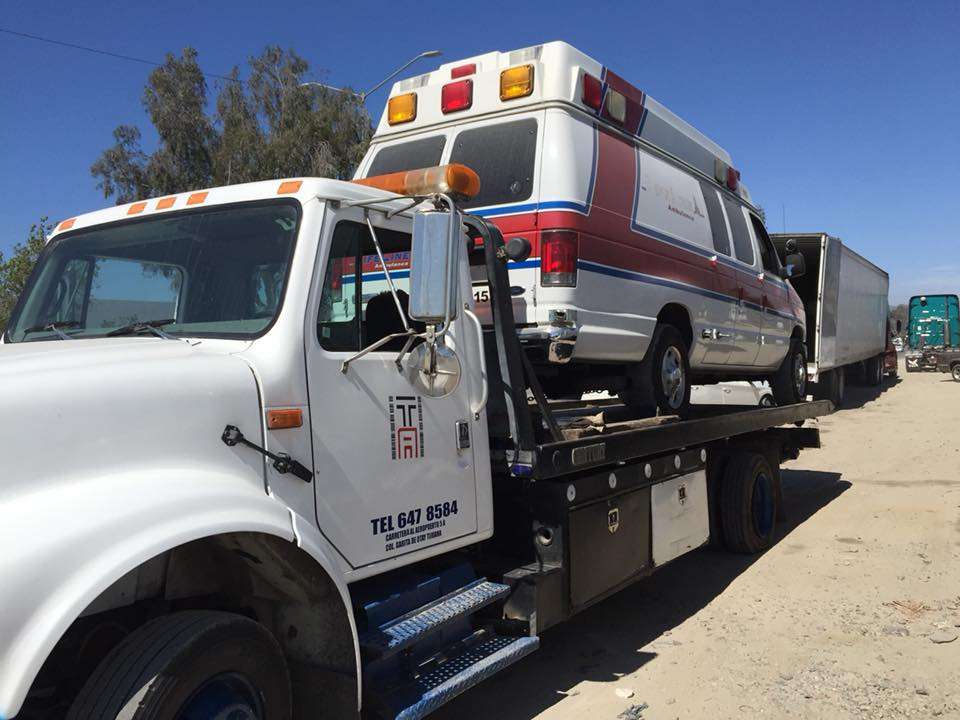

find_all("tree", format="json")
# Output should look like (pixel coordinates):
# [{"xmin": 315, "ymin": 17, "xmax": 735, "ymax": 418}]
[
  {"xmin": 0, "ymin": 218, "xmax": 52, "ymax": 332},
  {"xmin": 92, "ymin": 47, "xmax": 372, "ymax": 203}
]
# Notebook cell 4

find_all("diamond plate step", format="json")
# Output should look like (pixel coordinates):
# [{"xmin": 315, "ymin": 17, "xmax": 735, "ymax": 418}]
[
  {"xmin": 360, "ymin": 579, "xmax": 510, "ymax": 659},
  {"xmin": 386, "ymin": 633, "xmax": 540, "ymax": 720}
]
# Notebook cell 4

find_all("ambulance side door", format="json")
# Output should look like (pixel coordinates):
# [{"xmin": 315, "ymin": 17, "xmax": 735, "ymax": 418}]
[{"xmin": 722, "ymin": 197, "xmax": 763, "ymax": 367}]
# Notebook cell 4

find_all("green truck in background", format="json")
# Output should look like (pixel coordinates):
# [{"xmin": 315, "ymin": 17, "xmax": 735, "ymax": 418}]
[{"xmin": 905, "ymin": 294, "xmax": 960, "ymax": 371}]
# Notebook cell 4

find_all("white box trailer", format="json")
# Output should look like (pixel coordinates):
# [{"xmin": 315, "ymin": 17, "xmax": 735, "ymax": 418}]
[{"xmin": 771, "ymin": 233, "xmax": 889, "ymax": 404}]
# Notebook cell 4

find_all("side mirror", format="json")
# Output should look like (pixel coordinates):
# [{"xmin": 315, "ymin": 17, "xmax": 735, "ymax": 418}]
[
  {"xmin": 408, "ymin": 209, "xmax": 462, "ymax": 325},
  {"xmin": 783, "ymin": 252, "xmax": 806, "ymax": 279}
]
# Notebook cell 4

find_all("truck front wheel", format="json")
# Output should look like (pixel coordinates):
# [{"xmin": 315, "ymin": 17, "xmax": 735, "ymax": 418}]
[
  {"xmin": 770, "ymin": 339, "xmax": 807, "ymax": 405},
  {"xmin": 67, "ymin": 611, "xmax": 291, "ymax": 720}
]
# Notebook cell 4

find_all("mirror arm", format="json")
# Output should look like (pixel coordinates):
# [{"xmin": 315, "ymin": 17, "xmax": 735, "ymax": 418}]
[
  {"xmin": 340, "ymin": 329, "xmax": 420, "ymax": 374},
  {"xmin": 365, "ymin": 215, "xmax": 411, "ymax": 333}
]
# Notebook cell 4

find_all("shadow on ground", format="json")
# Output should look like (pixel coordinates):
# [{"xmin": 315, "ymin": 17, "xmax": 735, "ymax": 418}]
[
  {"xmin": 836, "ymin": 375, "xmax": 900, "ymax": 411},
  {"xmin": 431, "ymin": 468, "xmax": 849, "ymax": 720}
]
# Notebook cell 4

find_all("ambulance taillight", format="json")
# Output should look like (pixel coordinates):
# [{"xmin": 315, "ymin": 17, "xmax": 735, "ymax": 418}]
[
  {"xmin": 541, "ymin": 231, "xmax": 578, "ymax": 287},
  {"xmin": 442, "ymin": 79, "xmax": 473, "ymax": 113},
  {"xmin": 582, "ymin": 73, "xmax": 602, "ymax": 112}
]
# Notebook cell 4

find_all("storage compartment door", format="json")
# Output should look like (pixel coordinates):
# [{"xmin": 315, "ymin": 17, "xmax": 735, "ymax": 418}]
[{"xmin": 651, "ymin": 470, "xmax": 709, "ymax": 565}]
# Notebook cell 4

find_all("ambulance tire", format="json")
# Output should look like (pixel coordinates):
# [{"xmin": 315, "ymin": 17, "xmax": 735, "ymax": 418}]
[
  {"xmin": 648, "ymin": 324, "xmax": 691, "ymax": 417},
  {"xmin": 67, "ymin": 611, "xmax": 291, "ymax": 720},
  {"xmin": 770, "ymin": 339, "xmax": 807, "ymax": 406}
]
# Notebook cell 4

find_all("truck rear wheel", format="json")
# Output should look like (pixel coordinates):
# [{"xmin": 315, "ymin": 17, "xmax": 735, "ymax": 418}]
[
  {"xmin": 67, "ymin": 611, "xmax": 291, "ymax": 720},
  {"xmin": 866, "ymin": 355, "xmax": 883, "ymax": 386},
  {"xmin": 720, "ymin": 452, "xmax": 779, "ymax": 554},
  {"xmin": 952, "ymin": 364, "xmax": 960, "ymax": 382},
  {"xmin": 770, "ymin": 339, "xmax": 807, "ymax": 405}
]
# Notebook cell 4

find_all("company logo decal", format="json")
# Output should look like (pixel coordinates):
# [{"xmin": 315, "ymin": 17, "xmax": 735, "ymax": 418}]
[{"xmin": 389, "ymin": 395, "xmax": 424, "ymax": 460}]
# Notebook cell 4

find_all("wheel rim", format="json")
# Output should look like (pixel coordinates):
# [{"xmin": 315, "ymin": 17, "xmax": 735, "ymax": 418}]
[
  {"xmin": 836, "ymin": 370, "xmax": 845, "ymax": 401},
  {"xmin": 793, "ymin": 352, "xmax": 807, "ymax": 397},
  {"xmin": 953, "ymin": 367, "xmax": 960, "ymax": 381},
  {"xmin": 660, "ymin": 345, "xmax": 686, "ymax": 409},
  {"xmin": 751, "ymin": 471, "xmax": 774, "ymax": 538},
  {"xmin": 178, "ymin": 673, "xmax": 265, "ymax": 720}
]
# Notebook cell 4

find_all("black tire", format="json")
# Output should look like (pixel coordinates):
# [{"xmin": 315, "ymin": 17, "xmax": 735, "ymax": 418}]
[
  {"xmin": 952, "ymin": 364, "xmax": 960, "ymax": 382},
  {"xmin": 770, "ymin": 339, "xmax": 807, "ymax": 405},
  {"xmin": 67, "ymin": 611, "xmax": 291, "ymax": 720},
  {"xmin": 866, "ymin": 355, "xmax": 883, "ymax": 386},
  {"xmin": 720, "ymin": 452, "xmax": 779, "ymax": 554},
  {"xmin": 759, "ymin": 393, "xmax": 776, "ymax": 408}
]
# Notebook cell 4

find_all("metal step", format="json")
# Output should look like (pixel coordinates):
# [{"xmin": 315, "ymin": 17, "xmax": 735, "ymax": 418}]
[
  {"xmin": 360, "ymin": 579, "xmax": 510, "ymax": 660},
  {"xmin": 382, "ymin": 632, "xmax": 540, "ymax": 720}
]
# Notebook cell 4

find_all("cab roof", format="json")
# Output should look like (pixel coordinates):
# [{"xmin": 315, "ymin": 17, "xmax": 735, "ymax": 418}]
[{"xmin": 51, "ymin": 177, "xmax": 410, "ymax": 239}]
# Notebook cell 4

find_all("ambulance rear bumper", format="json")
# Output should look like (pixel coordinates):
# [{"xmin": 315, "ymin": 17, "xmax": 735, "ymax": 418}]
[{"xmin": 518, "ymin": 324, "xmax": 578, "ymax": 364}]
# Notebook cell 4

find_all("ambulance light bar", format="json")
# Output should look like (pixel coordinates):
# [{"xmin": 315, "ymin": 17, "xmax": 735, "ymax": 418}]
[{"xmin": 353, "ymin": 163, "xmax": 481, "ymax": 200}]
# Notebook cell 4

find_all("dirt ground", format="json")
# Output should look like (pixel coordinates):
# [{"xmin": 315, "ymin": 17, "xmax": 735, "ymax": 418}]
[{"xmin": 435, "ymin": 362, "xmax": 960, "ymax": 719}]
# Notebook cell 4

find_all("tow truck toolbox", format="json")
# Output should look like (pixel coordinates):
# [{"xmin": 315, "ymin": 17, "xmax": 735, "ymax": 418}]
[
  {"xmin": 1, "ymin": 154, "xmax": 830, "ymax": 719},
  {"xmin": 358, "ymin": 41, "xmax": 810, "ymax": 416}
]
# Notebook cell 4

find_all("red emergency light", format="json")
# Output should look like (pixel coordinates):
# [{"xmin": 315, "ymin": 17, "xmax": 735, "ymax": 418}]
[
  {"xmin": 541, "ymin": 230, "xmax": 578, "ymax": 287},
  {"xmin": 582, "ymin": 73, "xmax": 602, "ymax": 112},
  {"xmin": 442, "ymin": 79, "xmax": 473, "ymax": 113},
  {"xmin": 451, "ymin": 63, "xmax": 476, "ymax": 79}
]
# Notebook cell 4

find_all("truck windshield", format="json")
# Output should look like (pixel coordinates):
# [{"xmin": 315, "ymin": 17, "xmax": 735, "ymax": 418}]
[{"xmin": 5, "ymin": 200, "xmax": 300, "ymax": 343}]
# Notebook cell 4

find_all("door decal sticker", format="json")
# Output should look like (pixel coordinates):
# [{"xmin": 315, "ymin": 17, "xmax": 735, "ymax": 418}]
[{"xmin": 389, "ymin": 395, "xmax": 425, "ymax": 460}]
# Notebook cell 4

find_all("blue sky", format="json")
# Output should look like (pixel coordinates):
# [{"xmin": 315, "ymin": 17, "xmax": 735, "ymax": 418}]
[{"xmin": 1, "ymin": 0, "xmax": 957, "ymax": 303}]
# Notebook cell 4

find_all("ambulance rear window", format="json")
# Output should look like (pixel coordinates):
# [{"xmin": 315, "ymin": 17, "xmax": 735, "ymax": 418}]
[
  {"xmin": 367, "ymin": 136, "xmax": 447, "ymax": 176},
  {"xmin": 449, "ymin": 119, "xmax": 537, "ymax": 209}
]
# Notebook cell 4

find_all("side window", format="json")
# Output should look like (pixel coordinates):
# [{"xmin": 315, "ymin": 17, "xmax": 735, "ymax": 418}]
[
  {"xmin": 722, "ymin": 196, "xmax": 755, "ymax": 266},
  {"xmin": 699, "ymin": 181, "xmax": 731, "ymax": 256},
  {"xmin": 367, "ymin": 135, "xmax": 447, "ymax": 176},
  {"xmin": 449, "ymin": 118, "xmax": 537, "ymax": 209},
  {"xmin": 317, "ymin": 221, "xmax": 413, "ymax": 352},
  {"xmin": 749, "ymin": 214, "xmax": 781, "ymax": 275}
]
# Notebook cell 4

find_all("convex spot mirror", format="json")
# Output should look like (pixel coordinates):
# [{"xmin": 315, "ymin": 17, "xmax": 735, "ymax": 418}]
[
  {"xmin": 409, "ymin": 210, "xmax": 462, "ymax": 325},
  {"xmin": 783, "ymin": 252, "xmax": 806, "ymax": 279}
]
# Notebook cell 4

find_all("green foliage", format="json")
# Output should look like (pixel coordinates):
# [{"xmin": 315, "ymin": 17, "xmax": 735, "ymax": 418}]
[
  {"xmin": 91, "ymin": 46, "xmax": 372, "ymax": 203},
  {"xmin": 0, "ymin": 218, "xmax": 52, "ymax": 332}
]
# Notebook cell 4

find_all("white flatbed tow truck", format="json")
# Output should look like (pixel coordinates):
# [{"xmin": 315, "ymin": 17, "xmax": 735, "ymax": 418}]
[{"xmin": 0, "ymin": 165, "xmax": 830, "ymax": 720}]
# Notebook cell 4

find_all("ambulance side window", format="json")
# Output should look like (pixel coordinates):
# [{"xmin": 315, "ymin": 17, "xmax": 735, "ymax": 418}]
[
  {"xmin": 722, "ymin": 196, "xmax": 755, "ymax": 266},
  {"xmin": 318, "ymin": 221, "xmax": 413, "ymax": 352},
  {"xmin": 367, "ymin": 136, "xmax": 447, "ymax": 176},
  {"xmin": 450, "ymin": 118, "xmax": 537, "ymax": 209},
  {"xmin": 699, "ymin": 181, "xmax": 731, "ymax": 256}
]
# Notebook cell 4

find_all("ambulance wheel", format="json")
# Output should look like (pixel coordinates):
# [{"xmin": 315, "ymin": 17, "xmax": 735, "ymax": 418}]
[
  {"xmin": 770, "ymin": 339, "xmax": 807, "ymax": 405},
  {"xmin": 720, "ymin": 452, "xmax": 779, "ymax": 554},
  {"xmin": 67, "ymin": 611, "xmax": 291, "ymax": 720},
  {"xmin": 646, "ymin": 324, "xmax": 691, "ymax": 417}
]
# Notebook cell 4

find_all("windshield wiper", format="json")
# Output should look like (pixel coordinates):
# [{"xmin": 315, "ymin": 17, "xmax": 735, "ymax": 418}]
[
  {"xmin": 106, "ymin": 318, "xmax": 177, "ymax": 340},
  {"xmin": 22, "ymin": 320, "xmax": 80, "ymax": 341}
]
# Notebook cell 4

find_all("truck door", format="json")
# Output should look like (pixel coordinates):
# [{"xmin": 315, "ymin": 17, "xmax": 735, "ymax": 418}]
[
  {"xmin": 304, "ymin": 208, "xmax": 487, "ymax": 569},
  {"xmin": 749, "ymin": 214, "xmax": 791, "ymax": 368},
  {"xmin": 722, "ymin": 198, "xmax": 762, "ymax": 367}
]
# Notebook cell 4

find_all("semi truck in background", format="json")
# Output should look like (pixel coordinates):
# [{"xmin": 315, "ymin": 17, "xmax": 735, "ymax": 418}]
[
  {"xmin": 771, "ymin": 233, "xmax": 889, "ymax": 406},
  {"xmin": 904, "ymin": 294, "xmax": 960, "ymax": 371}
]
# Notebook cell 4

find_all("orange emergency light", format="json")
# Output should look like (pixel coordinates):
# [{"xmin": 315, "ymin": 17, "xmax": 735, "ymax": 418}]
[{"xmin": 353, "ymin": 164, "xmax": 481, "ymax": 200}]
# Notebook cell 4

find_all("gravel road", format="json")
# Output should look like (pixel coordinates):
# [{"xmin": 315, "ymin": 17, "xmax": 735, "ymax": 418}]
[{"xmin": 434, "ymin": 363, "xmax": 960, "ymax": 719}]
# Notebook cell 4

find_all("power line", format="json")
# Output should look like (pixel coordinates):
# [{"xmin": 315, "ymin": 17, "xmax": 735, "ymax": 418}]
[{"xmin": 0, "ymin": 26, "xmax": 239, "ymax": 83}]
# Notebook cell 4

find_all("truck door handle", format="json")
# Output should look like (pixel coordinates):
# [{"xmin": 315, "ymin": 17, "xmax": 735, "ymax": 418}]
[{"xmin": 463, "ymin": 308, "xmax": 488, "ymax": 418}]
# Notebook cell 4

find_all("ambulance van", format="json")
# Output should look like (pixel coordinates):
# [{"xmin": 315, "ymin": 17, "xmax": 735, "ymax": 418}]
[{"xmin": 356, "ymin": 41, "xmax": 808, "ymax": 414}]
